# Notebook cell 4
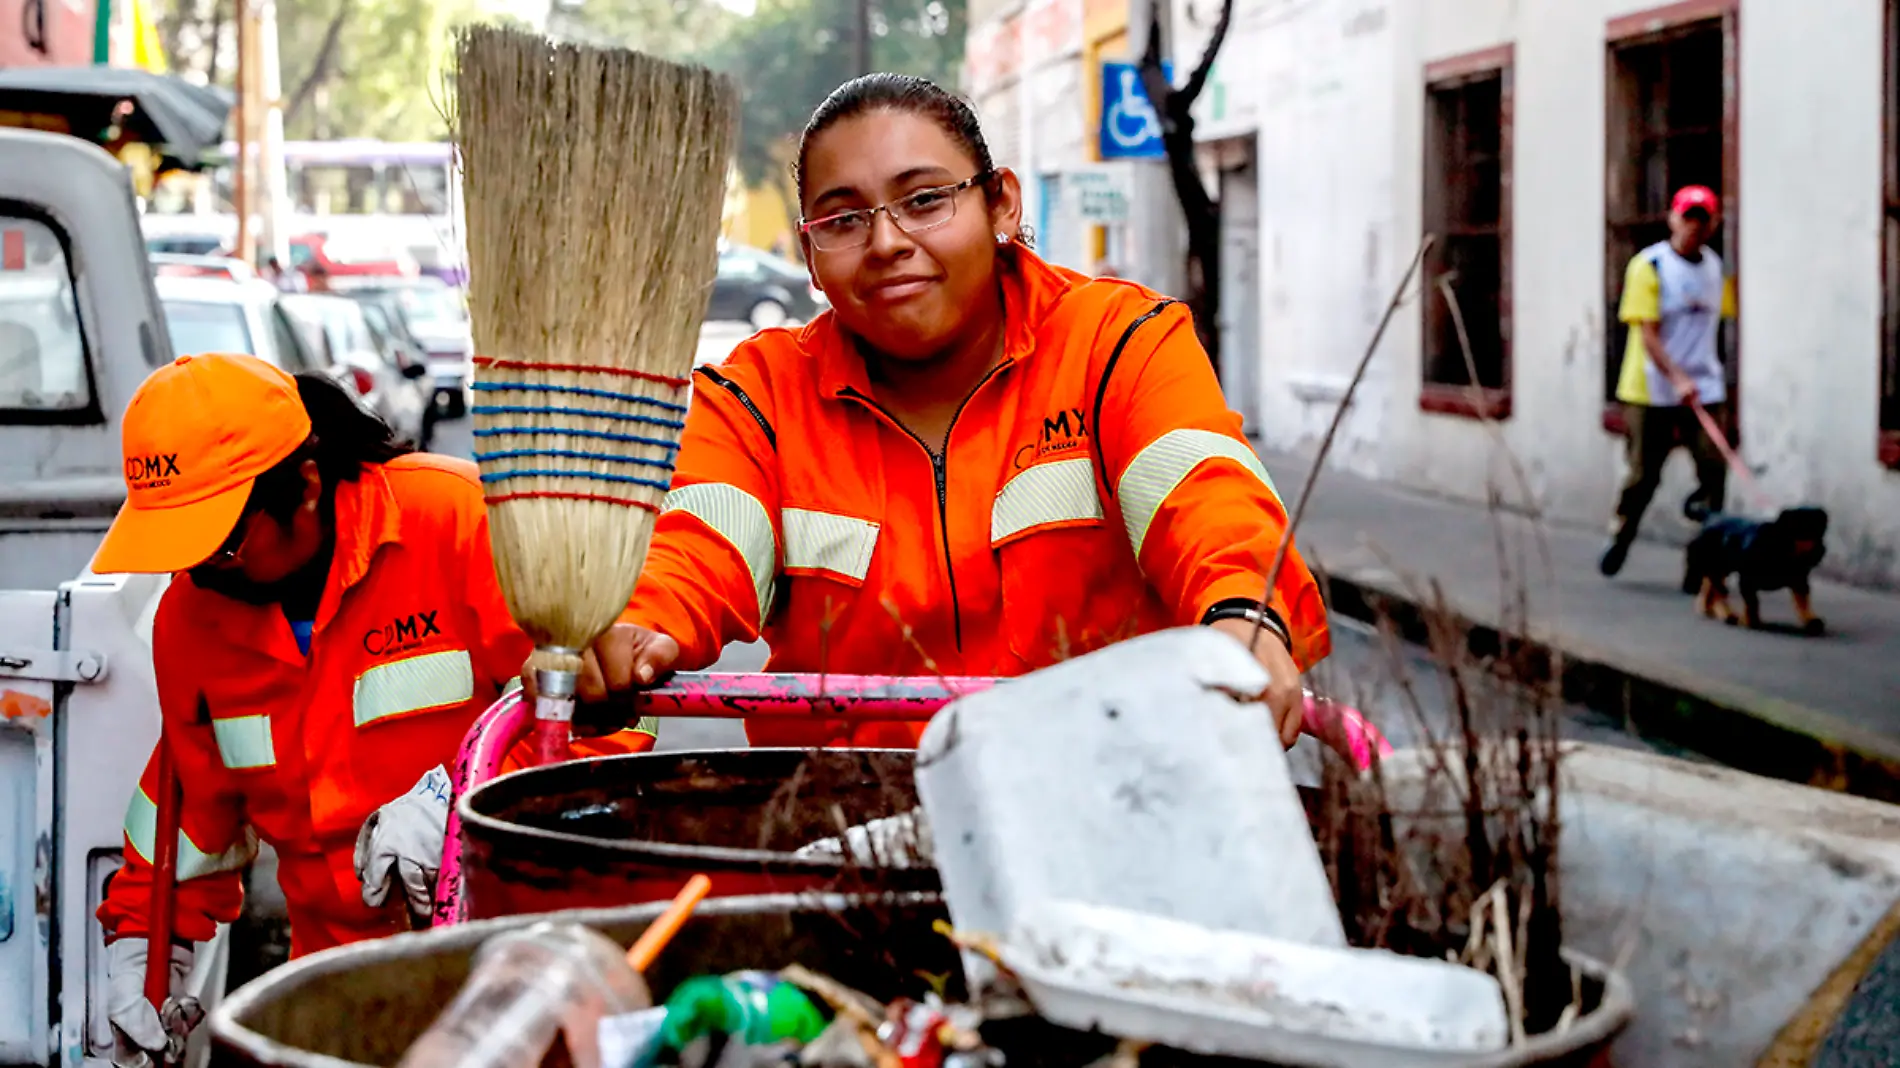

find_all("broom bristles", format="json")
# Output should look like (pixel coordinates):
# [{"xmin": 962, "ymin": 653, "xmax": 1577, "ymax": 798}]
[{"xmin": 454, "ymin": 26, "xmax": 739, "ymax": 663}]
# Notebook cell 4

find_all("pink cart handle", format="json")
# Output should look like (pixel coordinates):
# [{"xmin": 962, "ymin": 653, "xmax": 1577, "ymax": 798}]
[
  {"xmin": 432, "ymin": 690, "xmax": 535, "ymax": 926},
  {"xmin": 641, "ymin": 673, "xmax": 1392, "ymax": 768},
  {"xmin": 431, "ymin": 673, "xmax": 1393, "ymax": 928}
]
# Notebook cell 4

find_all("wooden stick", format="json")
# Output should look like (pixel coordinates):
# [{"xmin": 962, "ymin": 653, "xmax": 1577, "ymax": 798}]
[{"xmin": 1250, "ymin": 236, "xmax": 1434, "ymax": 652}]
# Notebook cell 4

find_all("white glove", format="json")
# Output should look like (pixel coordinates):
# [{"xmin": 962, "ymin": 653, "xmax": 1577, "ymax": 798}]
[
  {"xmin": 107, "ymin": 937, "xmax": 198, "ymax": 1063},
  {"xmin": 793, "ymin": 810, "xmax": 934, "ymax": 868},
  {"xmin": 354, "ymin": 764, "xmax": 451, "ymax": 919}
]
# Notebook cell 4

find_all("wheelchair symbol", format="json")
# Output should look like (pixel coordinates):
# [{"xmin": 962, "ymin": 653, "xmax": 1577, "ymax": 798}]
[{"xmin": 1106, "ymin": 67, "xmax": 1163, "ymax": 149}]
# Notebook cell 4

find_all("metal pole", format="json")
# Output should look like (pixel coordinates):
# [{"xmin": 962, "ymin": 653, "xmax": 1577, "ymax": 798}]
[
  {"xmin": 233, "ymin": 0, "xmax": 252, "ymax": 267},
  {"xmin": 854, "ymin": 0, "xmax": 871, "ymax": 75},
  {"xmin": 258, "ymin": 0, "xmax": 289, "ymax": 266},
  {"xmin": 1122, "ymin": 0, "xmax": 1184, "ymax": 297}
]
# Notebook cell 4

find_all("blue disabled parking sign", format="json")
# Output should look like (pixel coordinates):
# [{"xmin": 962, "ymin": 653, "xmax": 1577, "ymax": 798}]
[{"xmin": 1100, "ymin": 60, "xmax": 1171, "ymax": 159}]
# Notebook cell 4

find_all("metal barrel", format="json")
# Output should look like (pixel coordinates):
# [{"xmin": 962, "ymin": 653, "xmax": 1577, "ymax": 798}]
[
  {"xmin": 456, "ymin": 748, "xmax": 938, "ymax": 920},
  {"xmin": 211, "ymin": 893, "xmax": 1631, "ymax": 1068}
]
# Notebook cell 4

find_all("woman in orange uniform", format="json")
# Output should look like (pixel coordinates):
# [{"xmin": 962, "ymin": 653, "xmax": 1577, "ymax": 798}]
[
  {"xmin": 91, "ymin": 355, "xmax": 653, "ymax": 1059},
  {"xmin": 570, "ymin": 74, "xmax": 1330, "ymax": 745}
]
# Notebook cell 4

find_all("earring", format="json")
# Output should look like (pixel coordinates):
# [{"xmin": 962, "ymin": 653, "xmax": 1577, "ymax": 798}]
[{"xmin": 995, "ymin": 232, "xmax": 1010, "ymax": 244}]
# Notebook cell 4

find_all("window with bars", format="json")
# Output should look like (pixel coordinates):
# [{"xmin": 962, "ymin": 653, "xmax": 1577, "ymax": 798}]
[
  {"xmin": 1421, "ymin": 58, "xmax": 1511, "ymax": 419},
  {"xmin": 1883, "ymin": 0, "xmax": 1900, "ymax": 467},
  {"xmin": 1604, "ymin": 16, "xmax": 1734, "ymax": 429}
]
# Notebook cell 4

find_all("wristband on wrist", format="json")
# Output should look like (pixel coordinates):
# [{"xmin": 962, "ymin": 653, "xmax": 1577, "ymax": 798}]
[{"xmin": 1200, "ymin": 597, "xmax": 1293, "ymax": 653}]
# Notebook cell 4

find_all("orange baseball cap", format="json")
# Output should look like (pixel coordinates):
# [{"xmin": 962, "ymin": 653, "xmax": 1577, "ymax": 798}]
[{"xmin": 92, "ymin": 353, "xmax": 312, "ymax": 574}]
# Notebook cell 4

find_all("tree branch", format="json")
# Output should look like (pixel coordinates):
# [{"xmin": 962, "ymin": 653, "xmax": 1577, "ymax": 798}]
[
  {"xmin": 284, "ymin": 0, "xmax": 352, "ymax": 125},
  {"xmin": 1177, "ymin": 0, "xmax": 1231, "ymax": 105}
]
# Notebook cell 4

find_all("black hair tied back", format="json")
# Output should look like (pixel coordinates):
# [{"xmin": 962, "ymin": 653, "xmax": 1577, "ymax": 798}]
[{"xmin": 246, "ymin": 373, "xmax": 413, "ymax": 520}]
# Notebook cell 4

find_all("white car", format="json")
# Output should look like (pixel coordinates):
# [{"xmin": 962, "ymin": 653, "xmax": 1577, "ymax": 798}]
[
  {"xmin": 148, "ymin": 252, "xmax": 259, "ymax": 284},
  {"xmin": 153, "ymin": 274, "xmax": 317, "ymax": 373},
  {"xmin": 277, "ymin": 293, "xmax": 432, "ymax": 448},
  {"xmin": 336, "ymin": 278, "xmax": 473, "ymax": 416}
]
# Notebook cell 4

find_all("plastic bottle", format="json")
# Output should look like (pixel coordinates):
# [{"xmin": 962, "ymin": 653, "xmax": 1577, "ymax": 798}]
[
  {"xmin": 397, "ymin": 921, "xmax": 651, "ymax": 1068},
  {"xmin": 659, "ymin": 971, "xmax": 828, "ymax": 1049}
]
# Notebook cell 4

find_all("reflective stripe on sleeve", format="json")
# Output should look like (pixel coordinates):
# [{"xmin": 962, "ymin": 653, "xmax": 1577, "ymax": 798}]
[
  {"xmin": 991, "ymin": 456, "xmax": 1103, "ymax": 545},
  {"xmin": 123, "ymin": 786, "xmax": 258, "ymax": 880},
  {"xmin": 662, "ymin": 482, "xmax": 779, "ymax": 622},
  {"xmin": 353, "ymin": 649, "xmax": 476, "ymax": 727},
  {"xmin": 781, "ymin": 508, "xmax": 880, "ymax": 583},
  {"xmin": 211, "ymin": 715, "xmax": 276, "ymax": 770},
  {"xmin": 1116, "ymin": 429, "xmax": 1282, "ymax": 557}
]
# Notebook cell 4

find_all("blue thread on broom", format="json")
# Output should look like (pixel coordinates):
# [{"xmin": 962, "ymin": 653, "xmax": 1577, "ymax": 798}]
[
  {"xmin": 473, "ymin": 447, "xmax": 675, "ymax": 471},
  {"xmin": 473, "ymin": 426, "xmax": 681, "ymax": 451},
  {"xmin": 471, "ymin": 404, "xmax": 686, "ymax": 431},
  {"xmin": 473, "ymin": 381, "xmax": 689, "ymax": 414},
  {"xmin": 478, "ymin": 468, "xmax": 674, "ymax": 492}
]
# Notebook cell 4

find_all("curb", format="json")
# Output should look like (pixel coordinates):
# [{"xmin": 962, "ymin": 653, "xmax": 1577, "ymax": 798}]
[{"xmin": 1317, "ymin": 568, "xmax": 1900, "ymax": 805}]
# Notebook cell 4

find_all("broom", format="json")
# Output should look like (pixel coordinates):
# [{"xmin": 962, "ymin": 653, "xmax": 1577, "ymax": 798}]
[{"xmin": 456, "ymin": 25, "xmax": 740, "ymax": 763}]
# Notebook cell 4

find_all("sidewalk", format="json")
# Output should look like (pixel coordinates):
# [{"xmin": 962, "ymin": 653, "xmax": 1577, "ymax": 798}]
[{"xmin": 1265, "ymin": 451, "xmax": 1900, "ymax": 800}]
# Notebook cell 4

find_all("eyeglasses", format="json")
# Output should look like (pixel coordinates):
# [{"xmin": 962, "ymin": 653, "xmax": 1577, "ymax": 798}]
[
  {"xmin": 799, "ymin": 173, "xmax": 991, "ymax": 252},
  {"xmin": 206, "ymin": 509, "xmax": 259, "ymax": 567}
]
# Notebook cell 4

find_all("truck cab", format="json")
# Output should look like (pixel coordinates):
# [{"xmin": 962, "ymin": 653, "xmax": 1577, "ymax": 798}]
[{"xmin": 0, "ymin": 128, "xmax": 229, "ymax": 1067}]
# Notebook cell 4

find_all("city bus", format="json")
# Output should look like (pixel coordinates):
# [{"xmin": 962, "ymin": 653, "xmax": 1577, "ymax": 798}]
[{"xmin": 140, "ymin": 139, "xmax": 467, "ymax": 287}]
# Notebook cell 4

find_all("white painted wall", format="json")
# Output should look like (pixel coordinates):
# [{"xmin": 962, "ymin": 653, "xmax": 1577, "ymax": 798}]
[
  {"xmin": 1735, "ymin": 0, "xmax": 1900, "ymax": 582},
  {"xmin": 1210, "ymin": 0, "xmax": 1900, "ymax": 587}
]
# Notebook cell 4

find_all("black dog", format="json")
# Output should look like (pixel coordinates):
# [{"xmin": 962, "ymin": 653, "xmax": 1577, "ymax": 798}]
[{"xmin": 1681, "ymin": 507, "xmax": 1829, "ymax": 635}]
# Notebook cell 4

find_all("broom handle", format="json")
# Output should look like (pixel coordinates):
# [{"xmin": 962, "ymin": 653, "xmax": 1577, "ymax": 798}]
[{"xmin": 145, "ymin": 734, "xmax": 182, "ymax": 1013}]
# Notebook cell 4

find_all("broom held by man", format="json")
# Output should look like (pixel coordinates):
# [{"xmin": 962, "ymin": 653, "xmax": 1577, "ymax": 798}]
[
  {"xmin": 86, "ymin": 355, "xmax": 655, "ymax": 1059},
  {"xmin": 546, "ymin": 75, "xmax": 1332, "ymax": 746}
]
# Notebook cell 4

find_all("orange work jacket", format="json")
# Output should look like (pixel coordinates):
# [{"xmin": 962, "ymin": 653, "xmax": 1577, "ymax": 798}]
[
  {"xmin": 97, "ymin": 454, "xmax": 655, "ymax": 958},
  {"xmin": 626, "ymin": 249, "xmax": 1330, "ymax": 748}
]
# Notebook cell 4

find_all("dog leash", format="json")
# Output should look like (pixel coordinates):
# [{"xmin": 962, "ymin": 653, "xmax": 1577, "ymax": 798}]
[{"xmin": 1690, "ymin": 399, "xmax": 1775, "ymax": 512}]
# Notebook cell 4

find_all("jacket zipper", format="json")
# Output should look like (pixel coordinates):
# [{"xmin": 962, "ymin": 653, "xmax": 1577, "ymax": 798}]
[
  {"xmin": 841, "ymin": 363, "xmax": 1007, "ymax": 651},
  {"xmin": 697, "ymin": 366, "xmax": 777, "ymax": 448}
]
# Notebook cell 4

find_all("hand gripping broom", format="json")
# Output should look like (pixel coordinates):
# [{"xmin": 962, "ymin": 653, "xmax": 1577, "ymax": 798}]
[{"xmin": 455, "ymin": 26, "xmax": 740, "ymax": 765}]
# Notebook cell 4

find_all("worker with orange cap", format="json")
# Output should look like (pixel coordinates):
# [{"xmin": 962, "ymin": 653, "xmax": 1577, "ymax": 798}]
[
  {"xmin": 90, "ymin": 353, "xmax": 654, "ymax": 1061},
  {"xmin": 539, "ymin": 74, "xmax": 1332, "ymax": 745}
]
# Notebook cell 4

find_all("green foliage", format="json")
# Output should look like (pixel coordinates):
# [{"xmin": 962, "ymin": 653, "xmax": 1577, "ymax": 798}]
[
  {"xmin": 276, "ymin": 0, "xmax": 486, "ymax": 141},
  {"xmin": 548, "ymin": 0, "xmax": 738, "ymax": 57},
  {"xmin": 698, "ymin": 0, "xmax": 965, "ymax": 200},
  {"xmin": 152, "ymin": 0, "xmax": 964, "ymax": 182}
]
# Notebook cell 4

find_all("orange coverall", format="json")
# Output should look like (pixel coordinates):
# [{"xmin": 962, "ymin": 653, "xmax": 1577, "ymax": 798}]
[
  {"xmin": 97, "ymin": 455, "xmax": 654, "ymax": 958},
  {"xmin": 626, "ymin": 248, "xmax": 1331, "ymax": 748}
]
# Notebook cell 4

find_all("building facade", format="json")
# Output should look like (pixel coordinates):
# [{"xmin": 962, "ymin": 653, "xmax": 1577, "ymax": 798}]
[
  {"xmin": 1161, "ymin": 0, "xmax": 1900, "ymax": 587},
  {"xmin": 964, "ymin": 0, "xmax": 1190, "ymax": 290}
]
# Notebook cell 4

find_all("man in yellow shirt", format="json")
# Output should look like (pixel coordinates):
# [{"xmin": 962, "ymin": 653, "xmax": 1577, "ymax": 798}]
[{"xmin": 1601, "ymin": 185, "xmax": 1738, "ymax": 577}]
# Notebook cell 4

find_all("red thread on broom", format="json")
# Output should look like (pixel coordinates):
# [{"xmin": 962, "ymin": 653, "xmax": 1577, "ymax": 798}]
[
  {"xmin": 474, "ymin": 356, "xmax": 690, "ymax": 389},
  {"xmin": 484, "ymin": 491, "xmax": 661, "ymax": 513}
]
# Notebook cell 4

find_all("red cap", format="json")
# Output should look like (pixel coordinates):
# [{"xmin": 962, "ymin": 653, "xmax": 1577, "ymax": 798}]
[{"xmin": 1671, "ymin": 185, "xmax": 1720, "ymax": 218}]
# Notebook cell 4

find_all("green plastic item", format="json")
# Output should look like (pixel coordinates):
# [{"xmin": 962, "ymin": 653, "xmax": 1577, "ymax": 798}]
[{"xmin": 659, "ymin": 971, "xmax": 828, "ymax": 1049}]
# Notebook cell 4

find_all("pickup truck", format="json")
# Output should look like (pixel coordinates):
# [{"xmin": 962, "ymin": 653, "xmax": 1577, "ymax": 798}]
[{"xmin": 0, "ymin": 128, "xmax": 233, "ymax": 1068}]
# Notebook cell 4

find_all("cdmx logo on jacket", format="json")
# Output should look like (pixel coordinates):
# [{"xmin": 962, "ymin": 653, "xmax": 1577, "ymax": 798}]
[
  {"xmin": 1013, "ymin": 407, "xmax": 1092, "ymax": 470},
  {"xmin": 363, "ymin": 610, "xmax": 442, "ymax": 656},
  {"xmin": 126, "ymin": 453, "xmax": 181, "ymax": 489}
]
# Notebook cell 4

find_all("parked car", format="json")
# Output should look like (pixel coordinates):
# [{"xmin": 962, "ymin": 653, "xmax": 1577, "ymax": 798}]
[
  {"xmin": 144, "ymin": 230, "xmax": 227, "ymax": 257},
  {"xmin": 290, "ymin": 232, "xmax": 419, "ymax": 284},
  {"xmin": 708, "ymin": 244, "xmax": 826, "ymax": 330},
  {"xmin": 149, "ymin": 252, "xmax": 259, "ymax": 284},
  {"xmin": 153, "ymin": 274, "xmax": 320, "ymax": 374},
  {"xmin": 355, "ymin": 299, "xmax": 439, "ymax": 445},
  {"xmin": 340, "ymin": 278, "xmax": 473, "ymax": 416},
  {"xmin": 278, "ymin": 293, "xmax": 432, "ymax": 448}
]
